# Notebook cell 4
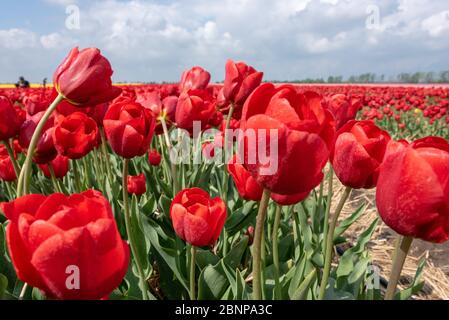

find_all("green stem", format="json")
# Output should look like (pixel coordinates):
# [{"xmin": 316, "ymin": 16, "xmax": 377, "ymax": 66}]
[
  {"xmin": 160, "ymin": 116, "xmax": 179, "ymax": 194},
  {"xmin": 100, "ymin": 128, "xmax": 114, "ymax": 185},
  {"xmin": 252, "ymin": 189, "xmax": 271, "ymax": 300},
  {"xmin": 122, "ymin": 159, "xmax": 149, "ymax": 300},
  {"xmin": 72, "ymin": 160, "xmax": 82, "ymax": 193},
  {"xmin": 322, "ymin": 167, "xmax": 334, "ymax": 252},
  {"xmin": 190, "ymin": 245, "xmax": 196, "ymax": 300},
  {"xmin": 384, "ymin": 236, "xmax": 413, "ymax": 300},
  {"xmin": 272, "ymin": 205, "xmax": 282, "ymax": 300},
  {"xmin": 17, "ymin": 94, "xmax": 64, "ymax": 196},
  {"xmin": 318, "ymin": 186, "xmax": 351, "ymax": 300},
  {"xmin": 3, "ymin": 140, "xmax": 20, "ymax": 179},
  {"xmin": 48, "ymin": 163, "xmax": 62, "ymax": 193},
  {"xmin": 221, "ymin": 103, "xmax": 235, "ymax": 256}
]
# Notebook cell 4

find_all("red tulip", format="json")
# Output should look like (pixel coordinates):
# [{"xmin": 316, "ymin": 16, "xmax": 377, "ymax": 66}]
[
  {"xmin": 53, "ymin": 47, "xmax": 122, "ymax": 106},
  {"xmin": 240, "ymin": 84, "xmax": 335, "ymax": 195},
  {"xmin": 38, "ymin": 155, "xmax": 69, "ymax": 179},
  {"xmin": 57, "ymin": 100, "xmax": 109, "ymax": 127},
  {"xmin": 175, "ymin": 89, "xmax": 216, "ymax": 133},
  {"xmin": 103, "ymin": 100, "xmax": 156, "ymax": 159},
  {"xmin": 0, "ymin": 144, "xmax": 16, "ymax": 182},
  {"xmin": 127, "ymin": 173, "xmax": 147, "ymax": 196},
  {"xmin": 170, "ymin": 188, "xmax": 227, "ymax": 247},
  {"xmin": 331, "ymin": 120, "xmax": 390, "ymax": 189},
  {"xmin": 227, "ymin": 155, "xmax": 263, "ymax": 201},
  {"xmin": 376, "ymin": 137, "xmax": 449, "ymax": 243},
  {"xmin": 326, "ymin": 94, "xmax": 361, "ymax": 130},
  {"xmin": 148, "ymin": 149, "xmax": 162, "ymax": 166},
  {"xmin": 53, "ymin": 112, "xmax": 99, "ymax": 159},
  {"xmin": 0, "ymin": 190, "xmax": 130, "ymax": 299},
  {"xmin": 23, "ymin": 92, "xmax": 50, "ymax": 116},
  {"xmin": 179, "ymin": 66, "xmax": 211, "ymax": 92},
  {"xmin": 19, "ymin": 111, "xmax": 57, "ymax": 164},
  {"xmin": 0, "ymin": 95, "xmax": 22, "ymax": 141},
  {"xmin": 271, "ymin": 191, "xmax": 310, "ymax": 206},
  {"xmin": 223, "ymin": 60, "xmax": 263, "ymax": 107}
]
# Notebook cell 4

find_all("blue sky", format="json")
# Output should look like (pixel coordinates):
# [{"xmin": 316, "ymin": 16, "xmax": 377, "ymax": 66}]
[{"xmin": 1, "ymin": 0, "xmax": 449, "ymax": 83}]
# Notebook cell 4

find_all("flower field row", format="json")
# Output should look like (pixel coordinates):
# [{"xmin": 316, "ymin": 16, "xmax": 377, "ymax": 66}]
[{"xmin": 0, "ymin": 47, "xmax": 448, "ymax": 300}]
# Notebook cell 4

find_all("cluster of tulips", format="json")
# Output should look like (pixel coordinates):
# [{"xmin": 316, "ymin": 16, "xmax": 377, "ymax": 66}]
[{"xmin": 0, "ymin": 47, "xmax": 448, "ymax": 301}]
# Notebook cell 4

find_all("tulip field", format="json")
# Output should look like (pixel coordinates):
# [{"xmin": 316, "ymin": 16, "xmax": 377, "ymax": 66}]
[{"xmin": 1, "ymin": 48, "xmax": 449, "ymax": 301}]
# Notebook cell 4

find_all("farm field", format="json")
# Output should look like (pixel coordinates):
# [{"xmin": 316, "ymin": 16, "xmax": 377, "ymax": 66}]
[{"xmin": 1, "ymin": 50, "xmax": 449, "ymax": 302}]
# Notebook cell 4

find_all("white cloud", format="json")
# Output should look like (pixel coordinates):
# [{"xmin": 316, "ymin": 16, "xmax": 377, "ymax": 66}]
[
  {"xmin": 1, "ymin": 0, "xmax": 449, "ymax": 82},
  {"xmin": 422, "ymin": 11, "xmax": 449, "ymax": 37},
  {"xmin": 40, "ymin": 32, "xmax": 76, "ymax": 49},
  {"xmin": 44, "ymin": 0, "xmax": 77, "ymax": 6},
  {"xmin": 0, "ymin": 29, "xmax": 37, "ymax": 50}
]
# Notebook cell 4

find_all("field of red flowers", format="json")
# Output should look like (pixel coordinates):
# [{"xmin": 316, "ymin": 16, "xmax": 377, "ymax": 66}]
[{"xmin": 0, "ymin": 48, "xmax": 449, "ymax": 301}]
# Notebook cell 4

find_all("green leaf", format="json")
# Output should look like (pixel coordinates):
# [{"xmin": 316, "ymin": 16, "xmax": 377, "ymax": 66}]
[
  {"xmin": 158, "ymin": 194, "xmax": 172, "ymax": 219},
  {"xmin": 197, "ymin": 263, "xmax": 228, "ymax": 300},
  {"xmin": 225, "ymin": 201, "xmax": 258, "ymax": 236},
  {"xmin": 130, "ymin": 196, "xmax": 151, "ymax": 279},
  {"xmin": 336, "ymin": 219, "xmax": 378, "ymax": 278},
  {"xmin": 196, "ymin": 249, "xmax": 220, "ymax": 269},
  {"xmin": 223, "ymin": 236, "xmax": 249, "ymax": 269},
  {"xmin": 291, "ymin": 269, "xmax": 317, "ymax": 300},
  {"xmin": 334, "ymin": 204, "xmax": 366, "ymax": 241},
  {"xmin": 395, "ymin": 257, "xmax": 426, "ymax": 300},
  {"xmin": 0, "ymin": 223, "xmax": 16, "ymax": 290},
  {"xmin": 31, "ymin": 287, "xmax": 45, "ymax": 300},
  {"xmin": 141, "ymin": 216, "xmax": 188, "ymax": 291},
  {"xmin": 0, "ymin": 273, "xmax": 7, "ymax": 299}
]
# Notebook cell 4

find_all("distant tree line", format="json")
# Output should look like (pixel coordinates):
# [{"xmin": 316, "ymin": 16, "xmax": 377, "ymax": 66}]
[{"xmin": 271, "ymin": 71, "xmax": 449, "ymax": 84}]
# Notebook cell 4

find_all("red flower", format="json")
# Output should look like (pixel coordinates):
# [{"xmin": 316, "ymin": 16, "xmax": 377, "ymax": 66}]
[
  {"xmin": 0, "ymin": 190, "xmax": 130, "ymax": 299},
  {"xmin": 331, "ymin": 120, "xmax": 390, "ymax": 189},
  {"xmin": 19, "ymin": 111, "xmax": 57, "ymax": 164},
  {"xmin": 170, "ymin": 188, "xmax": 227, "ymax": 247},
  {"xmin": 271, "ymin": 191, "xmax": 310, "ymax": 206},
  {"xmin": 0, "ymin": 95, "xmax": 22, "ymax": 141},
  {"xmin": 223, "ymin": 60, "xmax": 263, "ymax": 107},
  {"xmin": 376, "ymin": 137, "xmax": 449, "ymax": 243},
  {"xmin": 38, "ymin": 155, "xmax": 69, "ymax": 179},
  {"xmin": 53, "ymin": 47, "xmax": 122, "ymax": 106},
  {"xmin": 103, "ymin": 101, "xmax": 156, "ymax": 159},
  {"xmin": 127, "ymin": 173, "xmax": 147, "ymax": 196},
  {"xmin": 326, "ymin": 94, "xmax": 361, "ymax": 130},
  {"xmin": 148, "ymin": 149, "xmax": 162, "ymax": 166},
  {"xmin": 23, "ymin": 92, "xmax": 51, "ymax": 116},
  {"xmin": 0, "ymin": 144, "xmax": 16, "ymax": 182},
  {"xmin": 227, "ymin": 155, "xmax": 263, "ymax": 201},
  {"xmin": 240, "ymin": 84, "xmax": 335, "ymax": 195},
  {"xmin": 57, "ymin": 100, "xmax": 109, "ymax": 127},
  {"xmin": 179, "ymin": 66, "xmax": 211, "ymax": 92},
  {"xmin": 175, "ymin": 89, "xmax": 216, "ymax": 133},
  {"xmin": 53, "ymin": 112, "xmax": 99, "ymax": 159}
]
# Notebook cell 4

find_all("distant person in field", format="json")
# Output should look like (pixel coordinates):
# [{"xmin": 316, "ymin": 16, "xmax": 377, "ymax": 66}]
[{"xmin": 15, "ymin": 76, "xmax": 30, "ymax": 88}]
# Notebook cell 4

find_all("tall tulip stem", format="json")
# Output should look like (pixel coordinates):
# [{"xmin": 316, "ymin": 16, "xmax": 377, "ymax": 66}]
[
  {"xmin": 190, "ymin": 245, "xmax": 197, "ymax": 300},
  {"xmin": 252, "ymin": 189, "xmax": 271, "ymax": 300},
  {"xmin": 319, "ymin": 186, "xmax": 352, "ymax": 300},
  {"xmin": 221, "ymin": 103, "xmax": 235, "ymax": 256},
  {"xmin": 159, "ymin": 116, "xmax": 179, "ymax": 194},
  {"xmin": 99, "ymin": 128, "xmax": 114, "ymax": 184},
  {"xmin": 4, "ymin": 139, "xmax": 20, "ymax": 179},
  {"xmin": 272, "ymin": 205, "xmax": 283, "ymax": 300},
  {"xmin": 122, "ymin": 159, "xmax": 149, "ymax": 300},
  {"xmin": 322, "ymin": 166, "xmax": 334, "ymax": 251},
  {"xmin": 17, "ymin": 94, "xmax": 64, "ymax": 196},
  {"xmin": 384, "ymin": 235, "xmax": 413, "ymax": 300}
]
